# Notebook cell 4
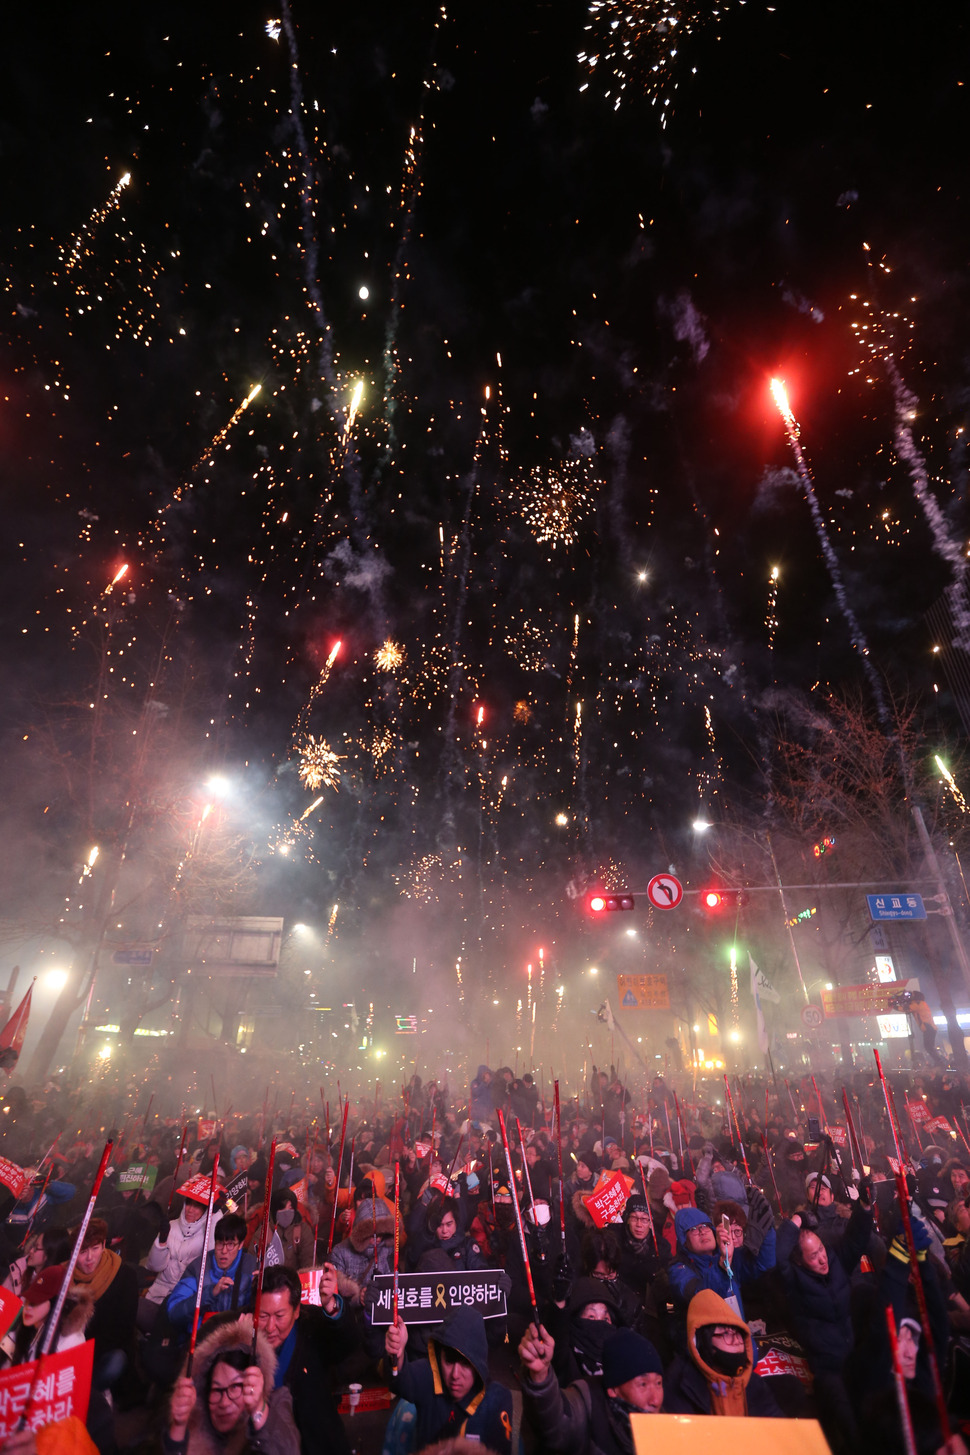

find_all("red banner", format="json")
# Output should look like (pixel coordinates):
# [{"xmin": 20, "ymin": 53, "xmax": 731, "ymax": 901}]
[
  {"xmin": 0, "ymin": 1339, "xmax": 93, "ymax": 1435},
  {"xmin": 907, "ymin": 1100, "xmax": 930, "ymax": 1125},
  {"xmin": 0, "ymin": 1156, "xmax": 30, "ymax": 1201},
  {"xmin": 581, "ymin": 1170, "xmax": 634, "ymax": 1228},
  {"xmin": 925, "ymin": 1115, "xmax": 955, "ymax": 1135}
]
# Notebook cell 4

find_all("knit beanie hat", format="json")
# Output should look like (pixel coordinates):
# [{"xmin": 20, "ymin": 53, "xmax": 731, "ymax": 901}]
[
  {"xmin": 624, "ymin": 1195, "xmax": 650, "ymax": 1222},
  {"xmin": 575, "ymin": 1149, "xmax": 601, "ymax": 1176},
  {"xmin": 602, "ymin": 1328, "xmax": 664, "ymax": 1387}
]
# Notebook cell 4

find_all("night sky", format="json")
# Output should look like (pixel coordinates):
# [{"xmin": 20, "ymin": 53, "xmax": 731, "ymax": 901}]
[{"xmin": 2, "ymin": 0, "xmax": 970, "ymax": 1071}]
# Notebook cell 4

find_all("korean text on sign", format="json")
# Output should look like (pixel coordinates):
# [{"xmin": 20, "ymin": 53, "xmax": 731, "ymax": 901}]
[
  {"xmin": 369, "ymin": 1271, "xmax": 508, "ymax": 1325},
  {"xmin": 0, "ymin": 1340, "xmax": 94, "ymax": 1436}
]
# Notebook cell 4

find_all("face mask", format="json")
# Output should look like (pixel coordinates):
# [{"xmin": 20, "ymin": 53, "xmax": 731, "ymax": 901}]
[
  {"xmin": 276, "ymin": 1209, "xmax": 296, "ymax": 1229},
  {"xmin": 529, "ymin": 1203, "xmax": 551, "ymax": 1226}
]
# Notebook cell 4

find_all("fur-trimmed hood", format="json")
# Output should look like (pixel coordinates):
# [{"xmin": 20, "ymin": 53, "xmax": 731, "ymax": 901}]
[
  {"xmin": 176, "ymin": 1314, "xmax": 279, "ymax": 1455},
  {"xmin": 571, "ymin": 1188, "xmax": 595, "ymax": 1228},
  {"xmin": 348, "ymin": 1196, "xmax": 397, "ymax": 1252},
  {"xmin": 60, "ymin": 1287, "xmax": 95, "ymax": 1341}
]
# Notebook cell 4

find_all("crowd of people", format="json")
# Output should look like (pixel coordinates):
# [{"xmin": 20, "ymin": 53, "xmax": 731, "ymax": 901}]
[{"xmin": 0, "ymin": 1060, "xmax": 968, "ymax": 1455}]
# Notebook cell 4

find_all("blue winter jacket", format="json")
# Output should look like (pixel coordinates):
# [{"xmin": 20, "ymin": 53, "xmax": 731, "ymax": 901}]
[{"xmin": 165, "ymin": 1245, "xmax": 257, "ymax": 1335}]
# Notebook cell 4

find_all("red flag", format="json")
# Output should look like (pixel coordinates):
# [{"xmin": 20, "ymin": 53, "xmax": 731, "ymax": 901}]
[{"xmin": 0, "ymin": 981, "xmax": 33, "ymax": 1074}]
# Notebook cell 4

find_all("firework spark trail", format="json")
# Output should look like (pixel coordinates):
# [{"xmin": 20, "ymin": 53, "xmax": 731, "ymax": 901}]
[
  {"xmin": 766, "ymin": 565, "xmax": 780, "ymax": 651},
  {"xmin": 295, "ymin": 639, "xmax": 341, "ymax": 738},
  {"xmin": 196, "ymin": 385, "xmax": 262, "ymax": 468},
  {"xmin": 935, "ymin": 756, "xmax": 969, "ymax": 814},
  {"xmin": 886, "ymin": 359, "xmax": 970, "ymax": 648},
  {"xmin": 61, "ymin": 172, "xmax": 131, "ymax": 274},
  {"xmin": 278, "ymin": 0, "xmax": 337, "ymax": 397},
  {"xmin": 382, "ymin": 7, "xmax": 449, "ymax": 454},
  {"xmin": 848, "ymin": 256, "xmax": 970, "ymax": 648},
  {"xmin": 770, "ymin": 379, "xmax": 890, "ymax": 727}
]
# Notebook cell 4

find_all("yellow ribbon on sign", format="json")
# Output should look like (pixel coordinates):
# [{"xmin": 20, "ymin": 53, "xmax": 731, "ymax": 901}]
[
  {"xmin": 435, "ymin": 1283, "xmax": 447, "ymax": 1309},
  {"xmin": 501, "ymin": 1410, "xmax": 512, "ymax": 1442}
]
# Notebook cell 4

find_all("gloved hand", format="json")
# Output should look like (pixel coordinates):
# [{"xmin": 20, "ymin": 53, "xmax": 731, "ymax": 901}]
[
  {"xmin": 743, "ymin": 1187, "xmax": 774, "ymax": 1255},
  {"xmin": 857, "ymin": 1175, "xmax": 873, "ymax": 1209},
  {"xmin": 156, "ymin": 1212, "xmax": 172, "ymax": 1245}
]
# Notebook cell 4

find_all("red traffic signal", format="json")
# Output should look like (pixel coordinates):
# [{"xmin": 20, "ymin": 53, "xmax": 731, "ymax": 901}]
[
  {"xmin": 588, "ymin": 893, "xmax": 635, "ymax": 913},
  {"xmin": 700, "ymin": 889, "xmax": 750, "ymax": 911}
]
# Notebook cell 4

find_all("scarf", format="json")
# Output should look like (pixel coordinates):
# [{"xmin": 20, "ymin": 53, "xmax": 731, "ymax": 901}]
[
  {"xmin": 72, "ymin": 1248, "xmax": 121, "ymax": 1302},
  {"xmin": 570, "ymin": 1317, "xmax": 613, "ymax": 1379},
  {"xmin": 604, "ymin": 1393, "xmax": 637, "ymax": 1455}
]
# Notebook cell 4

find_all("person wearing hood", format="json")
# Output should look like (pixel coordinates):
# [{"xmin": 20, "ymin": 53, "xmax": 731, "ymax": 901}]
[
  {"xmin": 263, "ymin": 1189, "xmax": 314, "ymax": 1273},
  {"xmin": 138, "ymin": 1196, "xmax": 212, "ymax": 1333},
  {"xmin": 663, "ymin": 1289, "xmax": 782, "ymax": 1416},
  {"xmin": 384, "ymin": 1306, "xmax": 513, "ymax": 1452},
  {"xmin": 519, "ymin": 1320, "xmax": 664, "ymax": 1453},
  {"xmin": 695, "ymin": 1141, "xmax": 750, "ymax": 1217},
  {"xmin": 166, "ymin": 1213, "xmax": 257, "ymax": 1338},
  {"xmin": 543, "ymin": 1275, "xmax": 621, "ymax": 1387},
  {"xmin": 163, "ymin": 1313, "xmax": 300, "ymax": 1455},
  {"xmin": 330, "ymin": 1194, "xmax": 400, "ymax": 1305},
  {"xmin": 667, "ymin": 1204, "xmax": 775, "ymax": 1345}
]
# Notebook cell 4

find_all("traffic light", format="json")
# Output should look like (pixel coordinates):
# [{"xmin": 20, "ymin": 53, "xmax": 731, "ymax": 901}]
[
  {"xmin": 588, "ymin": 892, "xmax": 635, "ymax": 913},
  {"xmin": 813, "ymin": 836, "xmax": 836, "ymax": 858},
  {"xmin": 700, "ymin": 889, "xmax": 750, "ymax": 911}
]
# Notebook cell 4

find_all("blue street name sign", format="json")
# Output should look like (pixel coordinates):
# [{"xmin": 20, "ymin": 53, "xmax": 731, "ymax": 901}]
[
  {"xmin": 111, "ymin": 949, "xmax": 155, "ymax": 966},
  {"xmin": 866, "ymin": 894, "xmax": 926, "ymax": 922}
]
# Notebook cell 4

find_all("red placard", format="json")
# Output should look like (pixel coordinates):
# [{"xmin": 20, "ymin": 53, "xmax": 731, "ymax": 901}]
[
  {"xmin": 754, "ymin": 1347, "xmax": 812, "ymax": 1386},
  {"xmin": 299, "ymin": 1268, "xmax": 324, "ymax": 1306},
  {"xmin": 0, "ymin": 1157, "xmax": 30, "ymax": 1201},
  {"xmin": 829, "ymin": 1126, "xmax": 848, "ymax": 1148},
  {"xmin": 0, "ymin": 1339, "xmax": 93, "ymax": 1435},
  {"xmin": 178, "ymin": 1173, "xmax": 219, "ymax": 1206},
  {"xmin": 0, "ymin": 1287, "xmax": 21, "ymax": 1342},
  {"xmin": 925, "ymin": 1115, "xmax": 954, "ymax": 1135},
  {"xmin": 907, "ymin": 1101, "xmax": 930, "ymax": 1125},
  {"xmin": 581, "ymin": 1171, "xmax": 634, "ymax": 1228},
  {"xmin": 197, "ymin": 1118, "xmax": 218, "ymax": 1142}
]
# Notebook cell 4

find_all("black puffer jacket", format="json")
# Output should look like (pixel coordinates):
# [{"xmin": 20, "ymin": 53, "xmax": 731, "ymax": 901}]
[{"xmin": 776, "ymin": 1203, "xmax": 873, "ymax": 1375}]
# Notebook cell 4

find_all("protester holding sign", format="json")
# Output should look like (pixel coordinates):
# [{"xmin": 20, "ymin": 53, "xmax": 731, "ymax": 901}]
[
  {"xmin": 255, "ymin": 1265, "xmax": 356, "ymax": 1455},
  {"xmin": 384, "ymin": 1306, "xmax": 513, "ymax": 1452},
  {"xmin": 138, "ymin": 1197, "xmax": 211, "ymax": 1333}
]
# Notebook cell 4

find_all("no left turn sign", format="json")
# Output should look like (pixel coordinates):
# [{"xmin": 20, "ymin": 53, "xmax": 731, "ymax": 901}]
[{"xmin": 646, "ymin": 873, "xmax": 683, "ymax": 910}]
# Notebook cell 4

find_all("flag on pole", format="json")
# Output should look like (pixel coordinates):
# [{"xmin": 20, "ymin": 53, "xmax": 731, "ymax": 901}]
[
  {"xmin": 0, "ymin": 981, "xmax": 34, "ymax": 1075},
  {"xmin": 750, "ymin": 955, "xmax": 771, "ymax": 1054}
]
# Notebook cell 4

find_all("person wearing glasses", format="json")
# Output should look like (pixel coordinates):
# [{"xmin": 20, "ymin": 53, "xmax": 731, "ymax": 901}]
[{"xmin": 164, "ymin": 1314, "xmax": 299, "ymax": 1454}]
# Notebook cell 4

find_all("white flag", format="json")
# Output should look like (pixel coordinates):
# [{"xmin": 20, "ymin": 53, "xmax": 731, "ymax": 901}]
[{"xmin": 750, "ymin": 958, "xmax": 781, "ymax": 1004}]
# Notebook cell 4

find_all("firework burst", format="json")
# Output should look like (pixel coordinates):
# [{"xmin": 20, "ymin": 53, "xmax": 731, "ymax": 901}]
[
  {"xmin": 298, "ymin": 736, "xmax": 344, "ymax": 792},
  {"xmin": 375, "ymin": 640, "xmax": 404, "ymax": 671},
  {"xmin": 519, "ymin": 457, "xmax": 598, "ymax": 549},
  {"xmin": 578, "ymin": 0, "xmax": 733, "ymax": 121}
]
